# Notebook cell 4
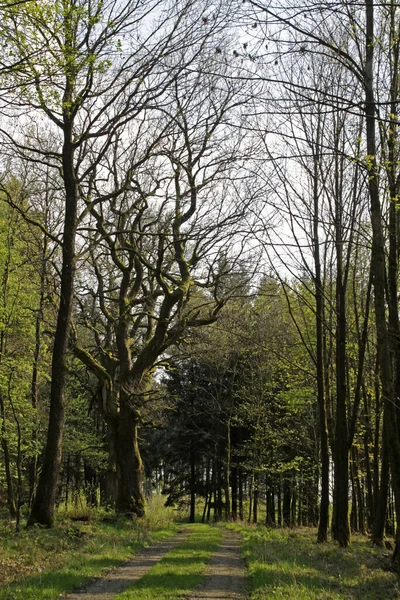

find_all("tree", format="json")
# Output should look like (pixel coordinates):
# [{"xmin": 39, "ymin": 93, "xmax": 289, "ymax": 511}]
[
  {"xmin": 68, "ymin": 20, "xmax": 259, "ymax": 515},
  {"xmin": 0, "ymin": 0, "xmax": 238, "ymax": 526}
]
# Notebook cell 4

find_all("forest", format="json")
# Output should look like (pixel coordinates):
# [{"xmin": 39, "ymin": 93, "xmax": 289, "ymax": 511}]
[{"xmin": 1, "ymin": 0, "xmax": 400, "ymax": 584}]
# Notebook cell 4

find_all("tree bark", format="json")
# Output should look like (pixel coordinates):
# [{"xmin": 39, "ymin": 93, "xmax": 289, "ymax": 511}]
[{"xmin": 116, "ymin": 400, "xmax": 144, "ymax": 516}]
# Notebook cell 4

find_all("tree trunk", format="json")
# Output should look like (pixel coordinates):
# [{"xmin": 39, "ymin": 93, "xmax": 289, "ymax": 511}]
[
  {"xmin": 356, "ymin": 475, "xmax": 365, "ymax": 535},
  {"xmin": 224, "ymin": 420, "xmax": 231, "ymax": 520},
  {"xmin": 291, "ymin": 479, "xmax": 297, "ymax": 527},
  {"xmin": 202, "ymin": 459, "xmax": 211, "ymax": 523},
  {"xmin": 365, "ymin": 0, "xmax": 400, "ymax": 567},
  {"xmin": 238, "ymin": 467, "xmax": 244, "ymax": 521},
  {"xmin": 312, "ymin": 124, "xmax": 330, "ymax": 543},
  {"xmin": 28, "ymin": 123, "xmax": 77, "ymax": 527},
  {"xmin": 332, "ymin": 146, "xmax": 350, "ymax": 547},
  {"xmin": 363, "ymin": 387, "xmax": 375, "ymax": 531},
  {"xmin": 116, "ymin": 401, "xmax": 144, "ymax": 516},
  {"xmin": 0, "ymin": 396, "xmax": 16, "ymax": 518},
  {"xmin": 266, "ymin": 475, "xmax": 276, "ymax": 526},
  {"xmin": 277, "ymin": 479, "xmax": 282, "ymax": 527},
  {"xmin": 253, "ymin": 472, "xmax": 259, "ymax": 524},
  {"xmin": 231, "ymin": 465, "xmax": 238, "ymax": 520},
  {"xmin": 283, "ymin": 478, "xmax": 291, "ymax": 527},
  {"xmin": 103, "ymin": 415, "xmax": 119, "ymax": 507},
  {"xmin": 28, "ymin": 234, "xmax": 47, "ymax": 507},
  {"xmin": 189, "ymin": 443, "xmax": 196, "ymax": 523},
  {"xmin": 372, "ymin": 411, "xmax": 390, "ymax": 545}
]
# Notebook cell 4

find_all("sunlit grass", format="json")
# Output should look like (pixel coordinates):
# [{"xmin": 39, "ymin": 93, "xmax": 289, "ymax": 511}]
[
  {"xmin": 0, "ymin": 497, "xmax": 177, "ymax": 600},
  {"xmin": 226, "ymin": 524, "xmax": 400, "ymax": 599},
  {"xmin": 115, "ymin": 523, "xmax": 222, "ymax": 600}
]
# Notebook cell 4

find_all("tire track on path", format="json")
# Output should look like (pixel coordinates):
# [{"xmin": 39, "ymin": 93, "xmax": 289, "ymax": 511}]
[{"xmin": 185, "ymin": 530, "xmax": 248, "ymax": 600}]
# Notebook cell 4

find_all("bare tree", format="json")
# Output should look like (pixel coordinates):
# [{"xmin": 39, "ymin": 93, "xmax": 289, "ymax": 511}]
[{"xmin": 72, "ymin": 55, "xmax": 260, "ymax": 515}]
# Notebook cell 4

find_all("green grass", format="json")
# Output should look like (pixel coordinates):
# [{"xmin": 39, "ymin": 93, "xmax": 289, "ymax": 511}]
[
  {"xmin": 3, "ymin": 502, "xmax": 399, "ymax": 600},
  {"xmin": 0, "ymin": 496, "xmax": 177, "ymax": 600},
  {"xmin": 115, "ymin": 523, "xmax": 222, "ymax": 600},
  {"xmin": 226, "ymin": 524, "xmax": 400, "ymax": 600}
]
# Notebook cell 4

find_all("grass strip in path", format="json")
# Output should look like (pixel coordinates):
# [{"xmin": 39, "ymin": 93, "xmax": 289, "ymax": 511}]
[{"xmin": 114, "ymin": 524, "xmax": 222, "ymax": 600}]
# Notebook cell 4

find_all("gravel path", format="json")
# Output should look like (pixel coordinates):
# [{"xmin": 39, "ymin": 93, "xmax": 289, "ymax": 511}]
[
  {"xmin": 186, "ymin": 531, "xmax": 248, "ymax": 599},
  {"xmin": 60, "ymin": 529, "xmax": 189, "ymax": 600}
]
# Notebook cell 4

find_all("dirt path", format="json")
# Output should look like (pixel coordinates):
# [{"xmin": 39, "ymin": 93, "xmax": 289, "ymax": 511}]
[
  {"xmin": 60, "ymin": 528, "xmax": 248, "ymax": 600},
  {"xmin": 61, "ymin": 529, "xmax": 189, "ymax": 600},
  {"xmin": 186, "ymin": 531, "xmax": 248, "ymax": 600}
]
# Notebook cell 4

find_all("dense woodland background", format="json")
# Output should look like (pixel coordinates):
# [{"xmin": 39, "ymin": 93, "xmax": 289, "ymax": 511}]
[{"xmin": 1, "ymin": 0, "xmax": 400, "ymax": 569}]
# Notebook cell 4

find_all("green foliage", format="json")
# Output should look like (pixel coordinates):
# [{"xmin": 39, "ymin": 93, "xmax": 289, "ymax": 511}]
[{"xmin": 0, "ymin": 197, "xmax": 50, "ymax": 511}]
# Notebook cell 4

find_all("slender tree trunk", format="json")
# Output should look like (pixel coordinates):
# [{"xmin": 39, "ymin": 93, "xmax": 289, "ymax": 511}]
[
  {"xmin": 0, "ymin": 390, "xmax": 16, "ymax": 518},
  {"xmin": 350, "ymin": 486, "xmax": 357, "ymax": 533},
  {"xmin": 356, "ymin": 474, "xmax": 366, "ymax": 535},
  {"xmin": 365, "ymin": 0, "xmax": 400, "ymax": 567},
  {"xmin": 28, "ymin": 122, "xmax": 77, "ymax": 527},
  {"xmin": 28, "ymin": 238, "xmax": 46, "ymax": 508},
  {"xmin": 238, "ymin": 467, "xmax": 244, "ymax": 521},
  {"xmin": 332, "ymin": 138, "xmax": 350, "ymax": 547},
  {"xmin": 363, "ymin": 387, "xmax": 374, "ymax": 530},
  {"xmin": 277, "ymin": 480, "xmax": 282, "ymax": 527},
  {"xmin": 373, "ymin": 370, "xmax": 381, "ymax": 517},
  {"xmin": 266, "ymin": 475, "xmax": 276, "ymax": 526},
  {"xmin": 0, "ymin": 229, "xmax": 17, "ymax": 518},
  {"xmin": 202, "ymin": 458, "xmax": 210, "ymax": 523},
  {"xmin": 312, "ymin": 126, "xmax": 330, "ymax": 542},
  {"xmin": 291, "ymin": 478, "xmax": 297, "ymax": 527},
  {"xmin": 64, "ymin": 454, "xmax": 70, "ymax": 509},
  {"xmin": 248, "ymin": 474, "xmax": 253, "ymax": 524},
  {"xmin": 386, "ymin": 488, "xmax": 395, "ymax": 537},
  {"xmin": 372, "ymin": 412, "xmax": 390, "ymax": 545},
  {"xmin": 231, "ymin": 464, "xmax": 238, "ymax": 520},
  {"xmin": 351, "ymin": 446, "xmax": 365, "ymax": 534},
  {"xmin": 253, "ymin": 472, "xmax": 259, "ymax": 524},
  {"xmin": 190, "ymin": 442, "xmax": 196, "ymax": 523},
  {"xmin": 225, "ymin": 419, "xmax": 231, "ymax": 520},
  {"xmin": 283, "ymin": 478, "xmax": 291, "ymax": 527}
]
